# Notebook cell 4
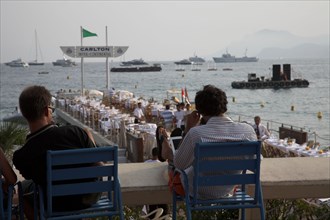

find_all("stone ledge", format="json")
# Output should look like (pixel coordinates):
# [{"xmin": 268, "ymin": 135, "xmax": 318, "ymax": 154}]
[{"xmin": 119, "ymin": 157, "xmax": 330, "ymax": 205}]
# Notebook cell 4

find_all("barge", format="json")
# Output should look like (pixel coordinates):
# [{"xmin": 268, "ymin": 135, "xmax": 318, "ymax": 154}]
[{"xmin": 231, "ymin": 64, "xmax": 309, "ymax": 89}]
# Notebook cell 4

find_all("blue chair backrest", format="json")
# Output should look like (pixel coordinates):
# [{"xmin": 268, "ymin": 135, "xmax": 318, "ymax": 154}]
[
  {"xmin": 44, "ymin": 146, "xmax": 119, "ymax": 216},
  {"xmin": 192, "ymin": 141, "xmax": 262, "ymax": 204}
]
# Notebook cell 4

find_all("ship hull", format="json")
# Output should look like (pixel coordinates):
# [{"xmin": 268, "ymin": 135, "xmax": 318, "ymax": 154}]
[{"xmin": 231, "ymin": 79, "xmax": 309, "ymax": 89}]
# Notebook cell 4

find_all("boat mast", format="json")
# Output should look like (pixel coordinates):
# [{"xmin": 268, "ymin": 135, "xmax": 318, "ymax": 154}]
[{"xmin": 35, "ymin": 29, "xmax": 38, "ymax": 62}]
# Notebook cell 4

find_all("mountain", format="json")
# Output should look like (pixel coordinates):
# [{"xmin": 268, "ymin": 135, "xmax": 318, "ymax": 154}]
[{"xmin": 210, "ymin": 29, "xmax": 329, "ymax": 59}]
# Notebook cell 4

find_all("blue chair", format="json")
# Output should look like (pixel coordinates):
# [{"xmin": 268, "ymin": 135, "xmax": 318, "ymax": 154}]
[
  {"xmin": 172, "ymin": 141, "xmax": 265, "ymax": 220},
  {"xmin": 0, "ymin": 178, "xmax": 24, "ymax": 220},
  {"xmin": 34, "ymin": 146, "xmax": 124, "ymax": 220}
]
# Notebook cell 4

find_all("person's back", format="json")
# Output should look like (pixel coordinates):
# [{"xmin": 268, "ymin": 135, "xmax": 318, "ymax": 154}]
[
  {"xmin": 161, "ymin": 103, "xmax": 174, "ymax": 131},
  {"xmin": 173, "ymin": 85, "xmax": 257, "ymax": 199},
  {"xmin": 13, "ymin": 85, "xmax": 99, "ymax": 219}
]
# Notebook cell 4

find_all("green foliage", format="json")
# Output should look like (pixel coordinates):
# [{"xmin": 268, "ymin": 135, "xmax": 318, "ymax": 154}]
[
  {"xmin": 0, "ymin": 122, "xmax": 28, "ymax": 158},
  {"xmin": 266, "ymin": 199, "xmax": 330, "ymax": 220}
]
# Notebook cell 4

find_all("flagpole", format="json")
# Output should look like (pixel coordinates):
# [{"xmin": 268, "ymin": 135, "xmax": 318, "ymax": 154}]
[
  {"xmin": 80, "ymin": 26, "xmax": 84, "ymax": 96},
  {"xmin": 106, "ymin": 26, "xmax": 109, "ymax": 90}
]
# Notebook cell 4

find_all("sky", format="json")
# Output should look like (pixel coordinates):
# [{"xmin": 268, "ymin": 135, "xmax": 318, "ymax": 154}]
[{"xmin": 0, "ymin": 0, "xmax": 329, "ymax": 63}]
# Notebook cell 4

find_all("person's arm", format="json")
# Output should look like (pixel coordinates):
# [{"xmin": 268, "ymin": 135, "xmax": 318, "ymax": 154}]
[
  {"xmin": 183, "ymin": 110, "xmax": 200, "ymax": 137},
  {"xmin": 83, "ymin": 128, "xmax": 96, "ymax": 147},
  {"xmin": 0, "ymin": 148, "xmax": 17, "ymax": 186},
  {"xmin": 160, "ymin": 129, "xmax": 173, "ymax": 161}
]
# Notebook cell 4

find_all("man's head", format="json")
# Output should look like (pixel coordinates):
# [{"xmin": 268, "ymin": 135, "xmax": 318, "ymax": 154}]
[
  {"xmin": 19, "ymin": 85, "xmax": 53, "ymax": 122},
  {"xmin": 137, "ymin": 102, "xmax": 142, "ymax": 108},
  {"xmin": 195, "ymin": 85, "xmax": 228, "ymax": 117},
  {"xmin": 254, "ymin": 116, "xmax": 261, "ymax": 125}
]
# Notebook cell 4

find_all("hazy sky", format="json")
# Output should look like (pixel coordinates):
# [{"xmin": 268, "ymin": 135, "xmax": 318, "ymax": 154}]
[{"xmin": 1, "ymin": 1, "xmax": 329, "ymax": 62}]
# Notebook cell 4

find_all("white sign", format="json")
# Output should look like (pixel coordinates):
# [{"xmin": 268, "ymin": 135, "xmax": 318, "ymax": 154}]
[{"xmin": 60, "ymin": 46, "xmax": 128, "ymax": 58}]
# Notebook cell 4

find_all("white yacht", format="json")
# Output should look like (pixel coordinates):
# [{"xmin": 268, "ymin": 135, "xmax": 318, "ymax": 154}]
[
  {"xmin": 52, "ymin": 57, "xmax": 76, "ymax": 67},
  {"xmin": 5, "ymin": 58, "xmax": 29, "ymax": 67}
]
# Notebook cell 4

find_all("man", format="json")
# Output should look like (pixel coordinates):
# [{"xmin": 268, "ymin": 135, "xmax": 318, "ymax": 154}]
[
  {"xmin": 133, "ymin": 101, "xmax": 145, "ymax": 123},
  {"xmin": 173, "ymin": 85, "xmax": 257, "ymax": 199},
  {"xmin": 13, "ymin": 85, "xmax": 99, "ymax": 219},
  {"xmin": 160, "ymin": 101, "xmax": 174, "ymax": 131},
  {"xmin": 253, "ymin": 116, "xmax": 270, "ymax": 141},
  {"xmin": 173, "ymin": 102, "xmax": 186, "ymax": 130}
]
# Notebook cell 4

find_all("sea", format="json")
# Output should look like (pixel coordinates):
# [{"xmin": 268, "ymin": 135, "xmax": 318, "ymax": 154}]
[{"xmin": 0, "ymin": 58, "xmax": 329, "ymax": 147}]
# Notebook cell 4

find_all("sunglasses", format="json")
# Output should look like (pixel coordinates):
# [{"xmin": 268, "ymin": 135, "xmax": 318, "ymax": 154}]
[{"xmin": 48, "ymin": 106, "xmax": 55, "ymax": 113}]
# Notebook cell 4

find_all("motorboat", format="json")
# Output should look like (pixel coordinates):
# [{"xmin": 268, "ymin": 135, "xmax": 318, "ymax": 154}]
[
  {"xmin": 213, "ymin": 49, "xmax": 258, "ymax": 63},
  {"xmin": 5, "ymin": 58, "xmax": 29, "ymax": 67},
  {"xmin": 121, "ymin": 59, "xmax": 148, "ymax": 66},
  {"xmin": 174, "ymin": 59, "xmax": 192, "ymax": 65},
  {"xmin": 52, "ymin": 57, "xmax": 76, "ymax": 67}
]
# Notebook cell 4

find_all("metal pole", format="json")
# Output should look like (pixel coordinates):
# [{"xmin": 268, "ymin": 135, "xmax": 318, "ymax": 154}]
[
  {"xmin": 80, "ymin": 26, "xmax": 84, "ymax": 96},
  {"xmin": 106, "ymin": 26, "xmax": 109, "ymax": 90}
]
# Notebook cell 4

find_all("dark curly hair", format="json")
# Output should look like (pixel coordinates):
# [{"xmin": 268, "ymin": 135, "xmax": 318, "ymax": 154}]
[{"xmin": 195, "ymin": 85, "xmax": 228, "ymax": 116}]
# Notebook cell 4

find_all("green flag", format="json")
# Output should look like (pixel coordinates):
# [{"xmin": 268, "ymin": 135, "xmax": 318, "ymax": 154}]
[{"xmin": 82, "ymin": 28, "xmax": 97, "ymax": 38}]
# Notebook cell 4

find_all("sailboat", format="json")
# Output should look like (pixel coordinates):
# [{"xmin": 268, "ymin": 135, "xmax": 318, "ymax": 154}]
[{"xmin": 28, "ymin": 30, "xmax": 44, "ymax": 65}]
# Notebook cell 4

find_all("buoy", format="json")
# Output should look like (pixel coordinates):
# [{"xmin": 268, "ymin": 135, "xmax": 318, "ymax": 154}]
[
  {"xmin": 135, "ymin": 84, "xmax": 137, "ymax": 89},
  {"xmin": 232, "ymin": 97, "xmax": 236, "ymax": 102},
  {"xmin": 182, "ymin": 74, "xmax": 185, "ymax": 78},
  {"xmin": 317, "ymin": 111, "xmax": 323, "ymax": 119},
  {"xmin": 260, "ymin": 101, "xmax": 265, "ymax": 108},
  {"xmin": 67, "ymin": 76, "xmax": 70, "ymax": 80},
  {"xmin": 291, "ymin": 105, "xmax": 295, "ymax": 111}
]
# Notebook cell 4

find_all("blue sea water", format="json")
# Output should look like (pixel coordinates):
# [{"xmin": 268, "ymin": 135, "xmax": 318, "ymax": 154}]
[{"xmin": 0, "ymin": 58, "xmax": 329, "ymax": 146}]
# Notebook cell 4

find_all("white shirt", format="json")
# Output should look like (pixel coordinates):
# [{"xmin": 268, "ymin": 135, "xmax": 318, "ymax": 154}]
[
  {"xmin": 133, "ymin": 107, "xmax": 144, "ymax": 119},
  {"xmin": 174, "ymin": 110, "xmax": 186, "ymax": 128},
  {"xmin": 173, "ymin": 115, "xmax": 257, "ymax": 199},
  {"xmin": 252, "ymin": 123, "xmax": 270, "ymax": 141}
]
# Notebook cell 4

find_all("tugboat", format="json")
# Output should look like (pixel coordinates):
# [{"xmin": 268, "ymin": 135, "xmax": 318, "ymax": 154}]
[{"xmin": 231, "ymin": 64, "xmax": 309, "ymax": 89}]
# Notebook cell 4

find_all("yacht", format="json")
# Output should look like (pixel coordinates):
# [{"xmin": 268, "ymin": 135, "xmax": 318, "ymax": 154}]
[
  {"xmin": 174, "ymin": 59, "xmax": 192, "ymax": 65},
  {"xmin": 5, "ymin": 58, "xmax": 29, "ymax": 67},
  {"xmin": 52, "ymin": 57, "xmax": 76, "ymax": 67},
  {"xmin": 189, "ymin": 55, "xmax": 205, "ymax": 64},
  {"xmin": 121, "ymin": 59, "xmax": 148, "ymax": 66}
]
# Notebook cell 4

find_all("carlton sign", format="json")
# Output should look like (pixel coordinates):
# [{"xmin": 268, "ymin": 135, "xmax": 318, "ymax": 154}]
[{"xmin": 60, "ymin": 46, "xmax": 129, "ymax": 58}]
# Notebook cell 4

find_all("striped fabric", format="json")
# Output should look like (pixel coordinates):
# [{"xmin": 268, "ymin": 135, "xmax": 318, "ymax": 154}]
[{"xmin": 173, "ymin": 115, "xmax": 257, "ymax": 199}]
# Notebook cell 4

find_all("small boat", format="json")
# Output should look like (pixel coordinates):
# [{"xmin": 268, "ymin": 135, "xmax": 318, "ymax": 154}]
[
  {"xmin": 207, "ymin": 62, "xmax": 217, "ymax": 71},
  {"xmin": 191, "ymin": 63, "xmax": 201, "ymax": 71},
  {"xmin": 5, "ymin": 58, "xmax": 29, "ymax": 67},
  {"xmin": 38, "ymin": 71, "xmax": 49, "ymax": 74},
  {"xmin": 111, "ymin": 64, "xmax": 161, "ymax": 72},
  {"xmin": 231, "ymin": 64, "xmax": 309, "ymax": 89},
  {"xmin": 174, "ymin": 59, "xmax": 192, "ymax": 65},
  {"xmin": 53, "ymin": 57, "xmax": 76, "ymax": 67},
  {"xmin": 121, "ymin": 59, "xmax": 148, "ymax": 66},
  {"xmin": 223, "ymin": 68, "xmax": 233, "ymax": 71},
  {"xmin": 28, "ymin": 30, "xmax": 45, "ymax": 66}
]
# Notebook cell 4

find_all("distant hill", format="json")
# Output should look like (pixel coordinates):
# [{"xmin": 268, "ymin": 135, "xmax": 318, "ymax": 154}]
[{"xmin": 210, "ymin": 29, "xmax": 329, "ymax": 59}]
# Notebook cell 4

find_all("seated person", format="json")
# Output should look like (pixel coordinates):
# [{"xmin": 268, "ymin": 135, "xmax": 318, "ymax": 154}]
[
  {"xmin": 13, "ymin": 85, "xmax": 100, "ymax": 220},
  {"xmin": 172, "ymin": 85, "xmax": 257, "ymax": 199}
]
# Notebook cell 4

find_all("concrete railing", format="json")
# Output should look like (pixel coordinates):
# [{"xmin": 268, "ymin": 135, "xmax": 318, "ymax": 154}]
[{"xmin": 119, "ymin": 157, "xmax": 330, "ymax": 220}]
